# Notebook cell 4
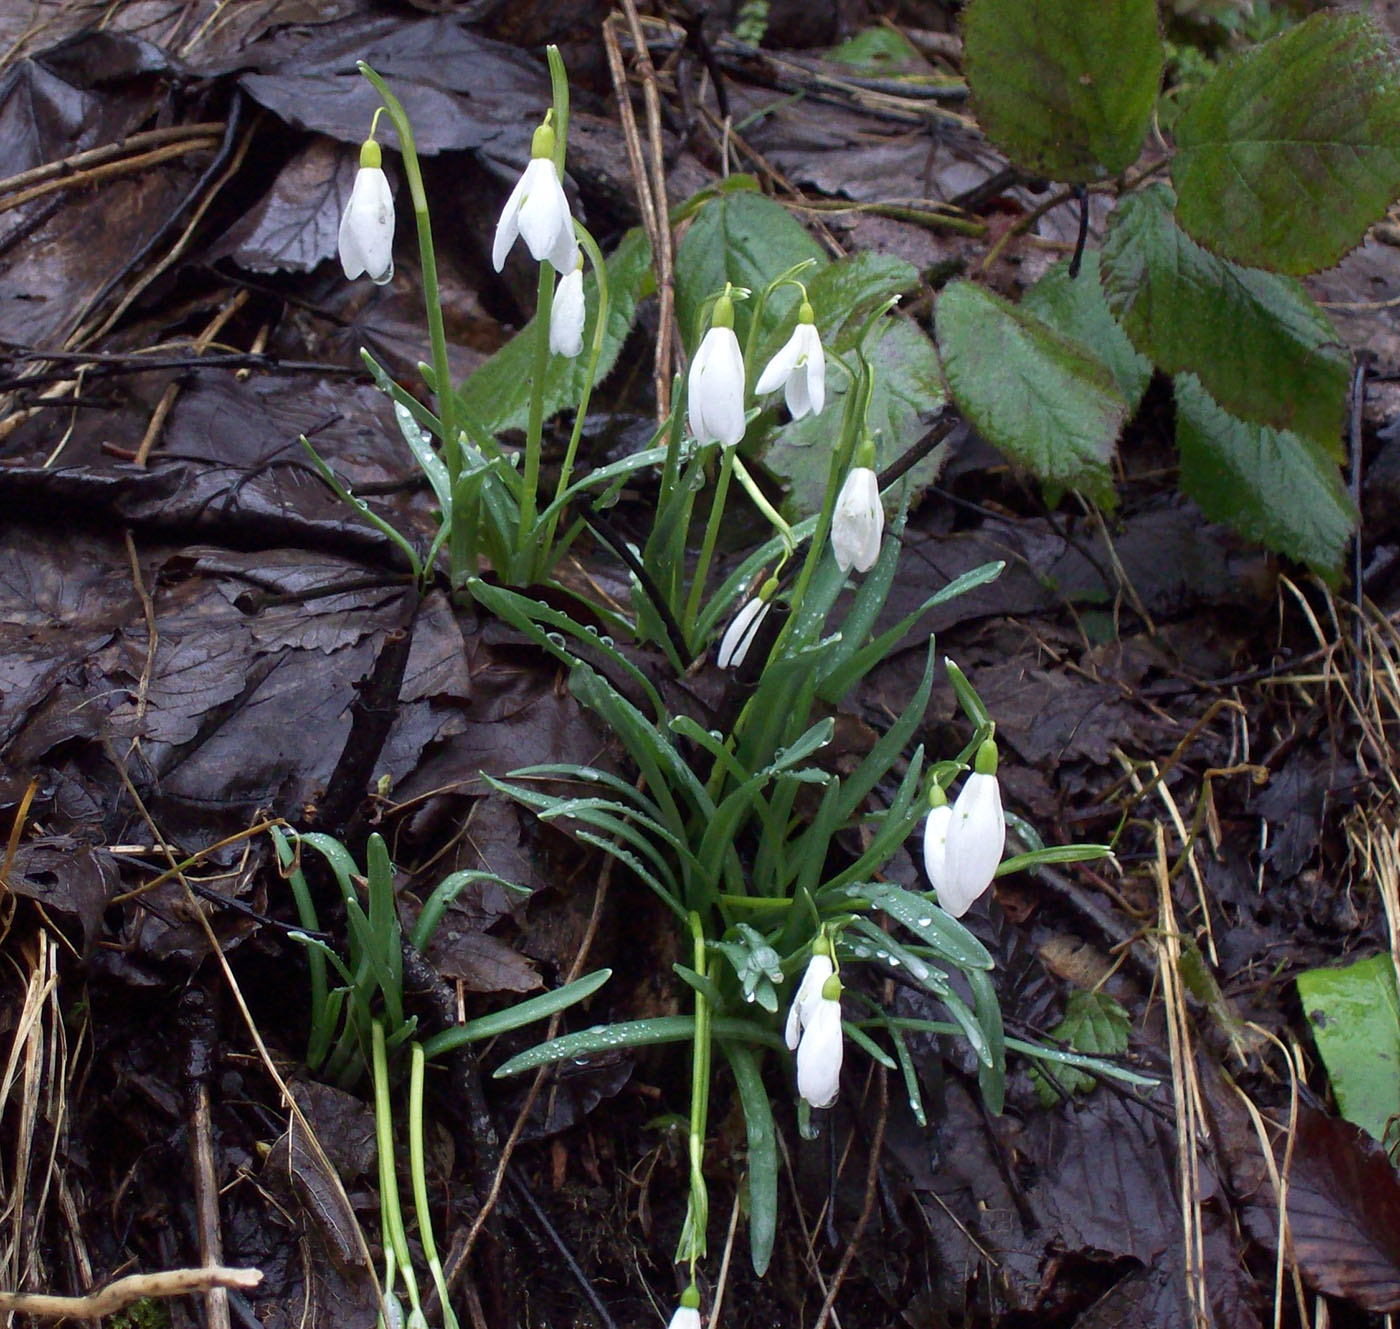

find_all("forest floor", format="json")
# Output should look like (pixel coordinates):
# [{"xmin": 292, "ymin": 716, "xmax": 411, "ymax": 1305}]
[{"xmin": 3, "ymin": 3, "xmax": 1400, "ymax": 1327}]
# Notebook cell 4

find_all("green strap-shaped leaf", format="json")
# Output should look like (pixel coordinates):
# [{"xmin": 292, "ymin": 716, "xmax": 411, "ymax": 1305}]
[
  {"xmin": 962, "ymin": 0, "xmax": 1162, "ymax": 181},
  {"xmin": 1101, "ymin": 184, "xmax": 1349, "ymax": 452},
  {"xmin": 1172, "ymin": 12, "xmax": 1400, "ymax": 274},
  {"xmin": 1174, "ymin": 373, "xmax": 1355, "ymax": 582},
  {"xmin": 721, "ymin": 1041, "xmax": 778, "ymax": 1276},
  {"xmin": 420, "ymin": 970, "xmax": 613, "ymax": 1059},
  {"xmin": 844, "ymin": 882, "xmax": 994, "ymax": 972},
  {"xmin": 936, "ymin": 280, "xmax": 1126, "ymax": 505}
]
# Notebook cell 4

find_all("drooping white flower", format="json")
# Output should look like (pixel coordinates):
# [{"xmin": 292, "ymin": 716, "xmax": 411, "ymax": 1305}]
[
  {"xmin": 550, "ymin": 256, "xmax": 585, "ymax": 357},
  {"xmin": 755, "ymin": 301, "xmax": 824, "ymax": 418},
  {"xmin": 796, "ymin": 975, "xmax": 844, "ymax": 1109},
  {"xmin": 338, "ymin": 139, "xmax": 395, "ymax": 285},
  {"xmin": 784, "ymin": 950, "xmax": 834, "ymax": 1051},
  {"xmin": 831, "ymin": 462, "xmax": 883, "ymax": 574},
  {"xmin": 921, "ymin": 794, "xmax": 951, "ymax": 889},
  {"xmin": 667, "ymin": 1285, "xmax": 703, "ymax": 1329},
  {"xmin": 716, "ymin": 591, "xmax": 772, "ymax": 670},
  {"xmin": 929, "ymin": 740, "xmax": 1005, "ymax": 918},
  {"xmin": 688, "ymin": 289, "xmax": 746, "ymax": 448},
  {"xmin": 492, "ymin": 122, "xmax": 578, "ymax": 274}
]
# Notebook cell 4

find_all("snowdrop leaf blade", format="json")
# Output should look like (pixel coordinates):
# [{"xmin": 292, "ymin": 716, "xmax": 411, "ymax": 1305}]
[
  {"xmin": 493, "ymin": 1015, "xmax": 699, "ymax": 1077},
  {"xmin": 421, "ymin": 970, "xmax": 612, "ymax": 1057},
  {"xmin": 968, "ymin": 967, "xmax": 1007, "ymax": 1115},
  {"xmin": 846, "ymin": 882, "xmax": 994, "ymax": 971},
  {"xmin": 722, "ymin": 1041, "xmax": 779, "ymax": 1275}
]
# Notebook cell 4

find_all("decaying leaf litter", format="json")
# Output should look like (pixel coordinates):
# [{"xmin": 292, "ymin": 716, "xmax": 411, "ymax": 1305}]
[{"xmin": 1, "ymin": 3, "xmax": 1400, "ymax": 1326}]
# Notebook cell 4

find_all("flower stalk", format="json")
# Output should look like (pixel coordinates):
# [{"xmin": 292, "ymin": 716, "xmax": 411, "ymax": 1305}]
[{"xmin": 356, "ymin": 63, "xmax": 461, "ymax": 582}]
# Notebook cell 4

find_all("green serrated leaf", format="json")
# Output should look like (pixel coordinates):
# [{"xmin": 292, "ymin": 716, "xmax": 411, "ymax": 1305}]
[
  {"xmin": 766, "ymin": 319, "xmax": 945, "ymax": 517},
  {"xmin": 1032, "ymin": 989, "xmax": 1131, "ymax": 1105},
  {"xmin": 1172, "ymin": 12, "xmax": 1400, "ymax": 274},
  {"xmin": 962, "ymin": 0, "xmax": 1162, "ymax": 182},
  {"xmin": 1297, "ymin": 954, "xmax": 1400, "ymax": 1146},
  {"xmin": 936, "ymin": 279, "xmax": 1126, "ymax": 503},
  {"xmin": 1173, "ymin": 373, "xmax": 1355, "ymax": 580},
  {"xmin": 1022, "ymin": 250, "xmax": 1152, "ymax": 415},
  {"xmin": 1101, "ymin": 184, "xmax": 1348, "ymax": 451},
  {"xmin": 459, "ymin": 226, "xmax": 653, "ymax": 434},
  {"xmin": 673, "ymin": 182, "xmax": 827, "ymax": 351}
]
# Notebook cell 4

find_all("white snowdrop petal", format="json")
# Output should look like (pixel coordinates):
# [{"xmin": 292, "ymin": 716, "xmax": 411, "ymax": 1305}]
[
  {"xmin": 756, "ymin": 321, "xmax": 826, "ymax": 419},
  {"xmin": 549, "ymin": 264, "xmax": 586, "ymax": 357},
  {"xmin": 796, "ymin": 998, "xmax": 844, "ymax": 1109},
  {"xmin": 940, "ymin": 772, "xmax": 1005, "ymax": 916},
  {"xmin": 784, "ymin": 953, "xmax": 834, "ymax": 1050},
  {"xmin": 689, "ymin": 326, "xmax": 746, "ymax": 447},
  {"xmin": 831, "ymin": 467, "xmax": 884, "ymax": 573},
  {"xmin": 338, "ymin": 166, "xmax": 395, "ymax": 284},
  {"xmin": 517, "ymin": 159, "xmax": 574, "ymax": 266},
  {"xmin": 922, "ymin": 804, "xmax": 952, "ymax": 890},
  {"xmin": 491, "ymin": 170, "xmax": 530, "ymax": 272},
  {"xmin": 717, "ymin": 596, "xmax": 770, "ymax": 669},
  {"xmin": 755, "ymin": 333, "xmax": 802, "ymax": 395},
  {"xmin": 666, "ymin": 1309, "xmax": 702, "ymax": 1329},
  {"xmin": 785, "ymin": 368, "xmax": 811, "ymax": 420},
  {"xmin": 802, "ymin": 327, "xmax": 826, "ymax": 416}
]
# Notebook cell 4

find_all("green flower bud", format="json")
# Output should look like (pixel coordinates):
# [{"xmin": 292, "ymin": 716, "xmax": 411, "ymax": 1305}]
[
  {"xmin": 531, "ymin": 120, "xmax": 557, "ymax": 160},
  {"xmin": 974, "ymin": 738, "xmax": 999, "ymax": 776},
  {"xmin": 359, "ymin": 137, "xmax": 382, "ymax": 170}
]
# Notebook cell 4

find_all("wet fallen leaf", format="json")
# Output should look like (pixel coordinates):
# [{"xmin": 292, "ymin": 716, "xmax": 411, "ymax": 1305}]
[{"xmin": 1285, "ymin": 1105, "xmax": 1400, "ymax": 1311}]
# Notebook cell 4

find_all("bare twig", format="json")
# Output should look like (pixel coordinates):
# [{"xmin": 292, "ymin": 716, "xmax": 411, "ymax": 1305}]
[{"xmin": 0, "ymin": 1266, "xmax": 262, "ymax": 1318}]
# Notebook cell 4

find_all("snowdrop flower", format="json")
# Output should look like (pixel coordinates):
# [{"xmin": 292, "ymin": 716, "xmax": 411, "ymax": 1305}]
[
  {"xmin": 688, "ymin": 289, "xmax": 746, "ymax": 448},
  {"xmin": 492, "ymin": 119, "xmax": 578, "ymax": 274},
  {"xmin": 925, "ymin": 739, "xmax": 1005, "ymax": 917},
  {"xmin": 755, "ymin": 300, "xmax": 825, "ymax": 418},
  {"xmin": 784, "ymin": 948, "xmax": 834, "ymax": 1051},
  {"xmin": 831, "ymin": 439, "xmax": 884, "ymax": 574},
  {"xmin": 716, "ymin": 576, "xmax": 777, "ymax": 669},
  {"xmin": 549, "ymin": 254, "xmax": 585, "ymax": 357},
  {"xmin": 921, "ymin": 784, "xmax": 951, "ymax": 888},
  {"xmin": 338, "ymin": 138, "xmax": 395, "ymax": 285},
  {"xmin": 667, "ymin": 1286, "xmax": 702, "ymax": 1329},
  {"xmin": 796, "ymin": 973, "xmax": 844, "ymax": 1109}
]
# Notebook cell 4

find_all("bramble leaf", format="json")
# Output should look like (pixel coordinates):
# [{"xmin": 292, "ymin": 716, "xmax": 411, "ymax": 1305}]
[
  {"xmin": 673, "ymin": 179, "xmax": 826, "ymax": 352},
  {"xmin": 1022, "ymin": 250, "xmax": 1151, "ymax": 415},
  {"xmin": 459, "ymin": 226, "xmax": 653, "ymax": 433},
  {"xmin": 1174, "ymin": 374, "xmax": 1355, "ymax": 580},
  {"xmin": 962, "ymin": 0, "xmax": 1162, "ymax": 182},
  {"xmin": 1172, "ymin": 12, "xmax": 1400, "ymax": 274},
  {"xmin": 936, "ymin": 279, "xmax": 1126, "ymax": 503},
  {"xmin": 1101, "ymin": 184, "xmax": 1350, "ymax": 453}
]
